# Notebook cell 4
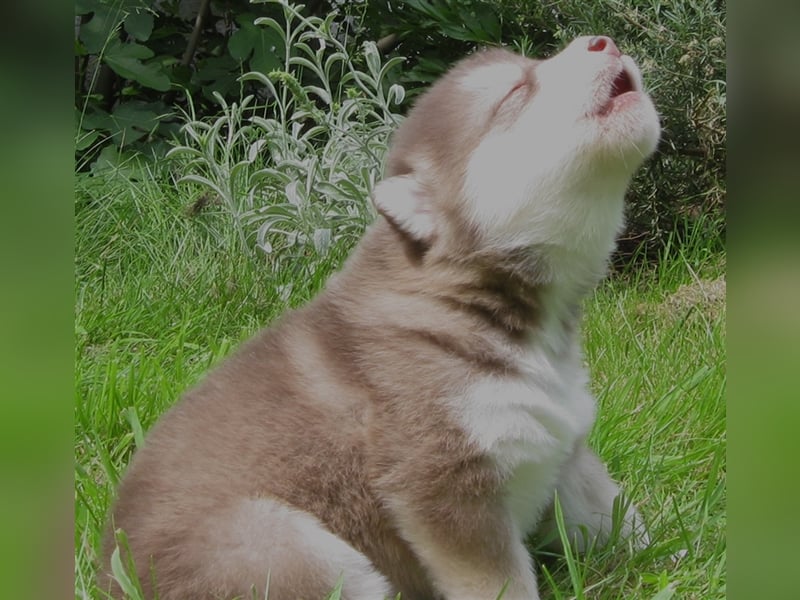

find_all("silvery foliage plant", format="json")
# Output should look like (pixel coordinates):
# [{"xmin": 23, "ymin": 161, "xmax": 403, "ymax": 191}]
[{"xmin": 168, "ymin": 0, "xmax": 405, "ymax": 263}]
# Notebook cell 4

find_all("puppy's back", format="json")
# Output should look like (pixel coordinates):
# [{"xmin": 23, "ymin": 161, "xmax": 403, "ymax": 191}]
[
  {"xmin": 100, "ymin": 301, "xmax": 372, "ymax": 596},
  {"xmin": 99, "ymin": 246, "xmax": 459, "ymax": 599}
]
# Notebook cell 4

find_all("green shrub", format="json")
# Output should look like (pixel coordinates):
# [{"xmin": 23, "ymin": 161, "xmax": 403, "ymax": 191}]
[
  {"xmin": 507, "ymin": 0, "xmax": 726, "ymax": 260},
  {"xmin": 76, "ymin": 0, "xmax": 725, "ymax": 262},
  {"xmin": 74, "ymin": 0, "xmax": 363, "ymax": 169}
]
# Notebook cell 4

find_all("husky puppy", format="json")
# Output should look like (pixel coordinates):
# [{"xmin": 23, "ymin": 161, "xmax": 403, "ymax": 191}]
[{"xmin": 100, "ymin": 36, "xmax": 660, "ymax": 600}]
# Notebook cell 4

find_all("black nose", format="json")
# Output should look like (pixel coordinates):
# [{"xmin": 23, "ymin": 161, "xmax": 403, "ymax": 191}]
[{"xmin": 587, "ymin": 36, "xmax": 621, "ymax": 57}]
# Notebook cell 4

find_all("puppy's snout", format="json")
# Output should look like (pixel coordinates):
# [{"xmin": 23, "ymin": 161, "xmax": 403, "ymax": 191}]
[{"xmin": 587, "ymin": 36, "xmax": 620, "ymax": 57}]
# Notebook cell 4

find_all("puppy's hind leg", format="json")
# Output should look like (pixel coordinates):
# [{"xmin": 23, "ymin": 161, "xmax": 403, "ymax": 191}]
[
  {"xmin": 537, "ymin": 442, "xmax": 648, "ymax": 553},
  {"xmin": 165, "ymin": 497, "xmax": 392, "ymax": 600}
]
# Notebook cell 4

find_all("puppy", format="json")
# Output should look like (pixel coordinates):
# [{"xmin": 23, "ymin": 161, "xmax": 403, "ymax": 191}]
[{"xmin": 100, "ymin": 36, "xmax": 660, "ymax": 600}]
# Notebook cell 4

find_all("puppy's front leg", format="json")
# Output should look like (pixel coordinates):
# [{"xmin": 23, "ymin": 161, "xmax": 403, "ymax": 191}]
[
  {"xmin": 379, "ymin": 456, "xmax": 539, "ymax": 600},
  {"xmin": 538, "ymin": 441, "xmax": 648, "ymax": 552},
  {"xmin": 392, "ymin": 497, "xmax": 537, "ymax": 599}
]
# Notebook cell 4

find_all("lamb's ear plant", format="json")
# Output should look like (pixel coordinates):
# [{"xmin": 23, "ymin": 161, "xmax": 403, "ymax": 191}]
[{"xmin": 166, "ymin": 0, "xmax": 406, "ymax": 273}]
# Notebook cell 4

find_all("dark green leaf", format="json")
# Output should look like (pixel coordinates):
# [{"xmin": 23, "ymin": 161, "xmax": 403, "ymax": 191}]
[
  {"xmin": 107, "ymin": 101, "xmax": 165, "ymax": 143},
  {"xmin": 75, "ymin": 129, "xmax": 103, "ymax": 151},
  {"xmin": 89, "ymin": 144, "xmax": 140, "ymax": 176},
  {"xmin": 229, "ymin": 13, "xmax": 284, "ymax": 74},
  {"xmin": 75, "ymin": 0, "xmax": 100, "ymax": 15},
  {"xmin": 106, "ymin": 58, "xmax": 170, "ymax": 91},
  {"xmin": 79, "ymin": 109, "xmax": 115, "ymax": 132},
  {"xmin": 458, "ymin": 5, "xmax": 501, "ymax": 43},
  {"xmin": 196, "ymin": 65, "xmax": 241, "ymax": 99},
  {"xmin": 101, "ymin": 40, "xmax": 169, "ymax": 91},
  {"xmin": 228, "ymin": 27, "xmax": 255, "ymax": 61},
  {"xmin": 169, "ymin": 63, "xmax": 194, "ymax": 88},
  {"xmin": 79, "ymin": 5, "xmax": 123, "ymax": 54},
  {"xmin": 105, "ymin": 39, "xmax": 154, "ymax": 60},
  {"xmin": 124, "ymin": 11, "xmax": 154, "ymax": 42},
  {"xmin": 193, "ymin": 55, "xmax": 241, "ymax": 83},
  {"xmin": 104, "ymin": 41, "xmax": 171, "ymax": 92},
  {"xmin": 250, "ymin": 29, "xmax": 284, "ymax": 75}
]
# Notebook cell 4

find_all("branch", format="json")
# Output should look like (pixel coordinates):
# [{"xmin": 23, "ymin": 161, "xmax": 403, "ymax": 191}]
[
  {"xmin": 181, "ymin": 0, "xmax": 212, "ymax": 67},
  {"xmin": 376, "ymin": 33, "xmax": 400, "ymax": 55}
]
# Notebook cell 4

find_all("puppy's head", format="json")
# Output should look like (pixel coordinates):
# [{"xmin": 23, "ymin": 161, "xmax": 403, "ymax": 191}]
[{"xmin": 373, "ymin": 37, "xmax": 661, "ymax": 257}]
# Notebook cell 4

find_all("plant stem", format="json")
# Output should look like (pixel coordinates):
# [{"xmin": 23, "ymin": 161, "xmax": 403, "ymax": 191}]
[{"xmin": 181, "ymin": 0, "xmax": 212, "ymax": 67}]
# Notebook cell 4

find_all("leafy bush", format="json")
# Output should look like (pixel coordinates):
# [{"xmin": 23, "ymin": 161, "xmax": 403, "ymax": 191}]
[
  {"xmin": 506, "ymin": 0, "xmax": 726, "ymax": 259},
  {"xmin": 74, "ymin": 0, "xmax": 361, "ymax": 169},
  {"xmin": 76, "ymin": 0, "xmax": 725, "ymax": 261}
]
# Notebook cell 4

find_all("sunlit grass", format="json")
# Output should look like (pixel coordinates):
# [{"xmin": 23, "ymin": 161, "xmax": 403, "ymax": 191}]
[{"xmin": 536, "ymin": 227, "xmax": 726, "ymax": 599}]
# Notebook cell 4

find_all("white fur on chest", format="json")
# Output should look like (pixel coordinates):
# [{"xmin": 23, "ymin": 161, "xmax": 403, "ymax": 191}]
[{"xmin": 449, "ymin": 340, "xmax": 596, "ymax": 535}]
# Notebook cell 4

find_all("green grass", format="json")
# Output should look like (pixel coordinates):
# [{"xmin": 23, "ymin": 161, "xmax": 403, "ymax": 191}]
[
  {"xmin": 75, "ymin": 164, "xmax": 725, "ymax": 600},
  {"xmin": 539, "ymin": 229, "xmax": 726, "ymax": 599}
]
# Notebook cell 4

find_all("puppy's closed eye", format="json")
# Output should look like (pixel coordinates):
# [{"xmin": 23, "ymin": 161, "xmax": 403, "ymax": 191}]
[{"xmin": 492, "ymin": 74, "xmax": 537, "ymax": 124}]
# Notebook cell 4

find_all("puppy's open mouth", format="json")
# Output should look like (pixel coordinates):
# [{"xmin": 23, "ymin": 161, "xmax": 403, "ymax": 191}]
[
  {"xmin": 597, "ymin": 68, "xmax": 637, "ymax": 116},
  {"xmin": 610, "ymin": 69, "xmax": 635, "ymax": 98}
]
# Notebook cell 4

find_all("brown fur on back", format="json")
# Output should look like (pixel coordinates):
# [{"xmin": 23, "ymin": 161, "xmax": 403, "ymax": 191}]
[{"xmin": 100, "ymin": 214, "xmax": 555, "ymax": 598}]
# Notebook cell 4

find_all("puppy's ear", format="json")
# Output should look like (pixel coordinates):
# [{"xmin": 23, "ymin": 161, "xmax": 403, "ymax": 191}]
[{"xmin": 371, "ymin": 175, "xmax": 436, "ymax": 245}]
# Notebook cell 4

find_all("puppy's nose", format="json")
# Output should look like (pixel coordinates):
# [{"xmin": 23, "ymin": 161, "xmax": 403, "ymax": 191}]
[{"xmin": 587, "ymin": 36, "xmax": 621, "ymax": 57}]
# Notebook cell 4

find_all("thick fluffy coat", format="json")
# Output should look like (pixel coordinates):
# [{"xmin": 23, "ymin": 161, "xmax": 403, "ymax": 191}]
[{"xmin": 101, "ymin": 36, "xmax": 660, "ymax": 600}]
